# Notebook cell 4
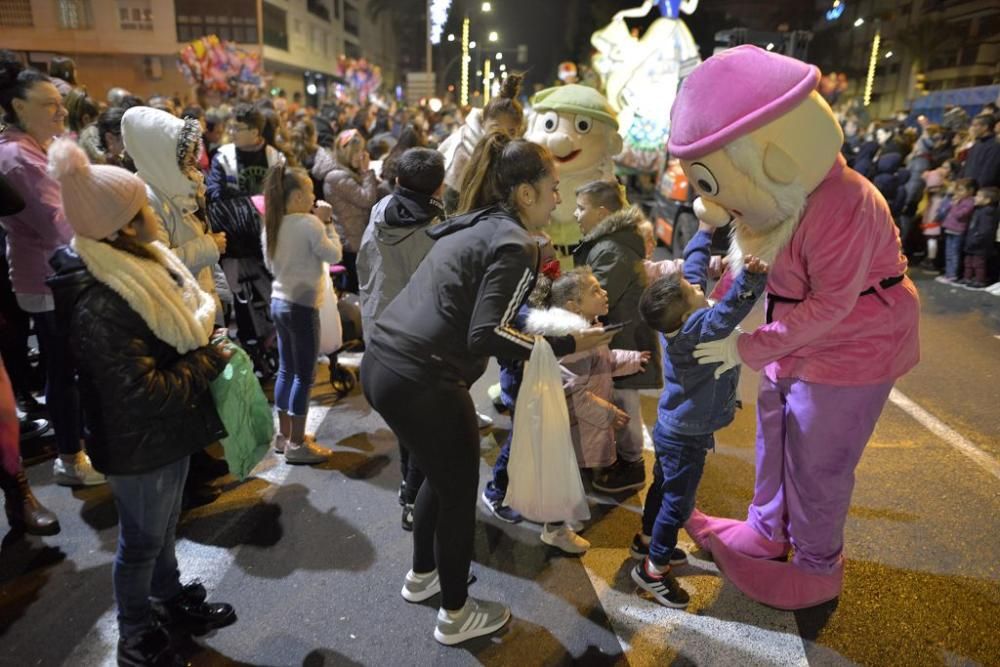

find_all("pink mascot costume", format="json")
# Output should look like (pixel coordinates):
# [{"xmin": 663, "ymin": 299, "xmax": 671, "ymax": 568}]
[{"xmin": 667, "ymin": 46, "xmax": 920, "ymax": 609}]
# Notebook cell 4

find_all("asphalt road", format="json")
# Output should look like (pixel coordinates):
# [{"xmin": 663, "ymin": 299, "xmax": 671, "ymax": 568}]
[{"xmin": 1, "ymin": 265, "xmax": 998, "ymax": 667}]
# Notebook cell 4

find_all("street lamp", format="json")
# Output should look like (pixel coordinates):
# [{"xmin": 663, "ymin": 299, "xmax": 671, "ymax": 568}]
[
  {"xmin": 495, "ymin": 51, "xmax": 502, "ymax": 60},
  {"xmin": 488, "ymin": 31, "xmax": 498, "ymax": 42},
  {"xmin": 854, "ymin": 17, "xmax": 864, "ymax": 27},
  {"xmin": 469, "ymin": 40, "xmax": 477, "ymax": 48},
  {"xmin": 482, "ymin": 2, "xmax": 491, "ymax": 11},
  {"xmin": 447, "ymin": 33, "xmax": 455, "ymax": 42}
]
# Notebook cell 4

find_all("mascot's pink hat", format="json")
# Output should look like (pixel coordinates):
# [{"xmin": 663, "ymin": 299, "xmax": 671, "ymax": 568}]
[{"xmin": 667, "ymin": 45, "xmax": 820, "ymax": 160}]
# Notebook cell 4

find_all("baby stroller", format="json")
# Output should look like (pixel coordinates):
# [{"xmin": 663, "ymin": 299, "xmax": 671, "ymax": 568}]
[
  {"xmin": 326, "ymin": 264, "xmax": 363, "ymax": 400},
  {"xmin": 226, "ymin": 256, "xmax": 279, "ymax": 381}
]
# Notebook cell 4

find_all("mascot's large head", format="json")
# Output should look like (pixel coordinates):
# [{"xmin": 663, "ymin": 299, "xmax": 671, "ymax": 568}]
[
  {"xmin": 667, "ymin": 45, "xmax": 843, "ymax": 267},
  {"xmin": 526, "ymin": 84, "xmax": 623, "ymax": 177}
]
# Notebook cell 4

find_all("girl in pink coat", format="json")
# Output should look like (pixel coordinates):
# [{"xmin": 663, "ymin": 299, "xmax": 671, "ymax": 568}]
[{"xmin": 524, "ymin": 267, "xmax": 648, "ymax": 554}]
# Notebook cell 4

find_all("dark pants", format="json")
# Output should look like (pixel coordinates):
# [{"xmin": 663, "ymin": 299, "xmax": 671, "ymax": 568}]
[
  {"xmin": 271, "ymin": 298, "xmax": 319, "ymax": 416},
  {"xmin": 963, "ymin": 254, "xmax": 989, "ymax": 284},
  {"xmin": 107, "ymin": 457, "xmax": 189, "ymax": 639},
  {"xmin": 337, "ymin": 251, "xmax": 360, "ymax": 294},
  {"xmin": 640, "ymin": 431, "xmax": 713, "ymax": 567},
  {"xmin": 361, "ymin": 353, "xmax": 478, "ymax": 610},
  {"xmin": 944, "ymin": 232, "xmax": 965, "ymax": 279},
  {"xmin": 0, "ymin": 261, "xmax": 35, "ymax": 399},
  {"xmin": 482, "ymin": 407, "xmax": 513, "ymax": 504},
  {"xmin": 34, "ymin": 310, "xmax": 81, "ymax": 455},
  {"xmin": 398, "ymin": 444, "xmax": 425, "ymax": 505}
]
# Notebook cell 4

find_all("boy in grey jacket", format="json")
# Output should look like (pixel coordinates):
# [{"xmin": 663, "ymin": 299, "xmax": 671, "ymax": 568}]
[{"xmin": 357, "ymin": 147, "xmax": 445, "ymax": 529}]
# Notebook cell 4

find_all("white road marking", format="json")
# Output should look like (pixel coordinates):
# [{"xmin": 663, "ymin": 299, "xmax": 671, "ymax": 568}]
[
  {"xmin": 61, "ymin": 407, "xmax": 331, "ymax": 667},
  {"xmin": 889, "ymin": 388, "xmax": 1000, "ymax": 481}
]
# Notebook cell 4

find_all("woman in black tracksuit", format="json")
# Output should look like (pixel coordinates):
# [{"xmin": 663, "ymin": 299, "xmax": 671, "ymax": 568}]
[{"xmin": 360, "ymin": 131, "xmax": 613, "ymax": 646}]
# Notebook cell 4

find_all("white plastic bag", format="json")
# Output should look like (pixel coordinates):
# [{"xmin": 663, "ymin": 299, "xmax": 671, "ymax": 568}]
[
  {"xmin": 505, "ymin": 337, "xmax": 591, "ymax": 523},
  {"xmin": 318, "ymin": 265, "xmax": 342, "ymax": 354}
]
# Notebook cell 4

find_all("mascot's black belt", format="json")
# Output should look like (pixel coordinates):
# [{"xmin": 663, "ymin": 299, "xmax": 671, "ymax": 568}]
[{"xmin": 765, "ymin": 275, "xmax": 905, "ymax": 324}]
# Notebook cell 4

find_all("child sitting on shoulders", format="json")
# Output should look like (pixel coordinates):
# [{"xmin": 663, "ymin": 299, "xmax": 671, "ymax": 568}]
[
  {"xmin": 524, "ymin": 267, "xmax": 650, "ymax": 554},
  {"xmin": 630, "ymin": 221, "xmax": 768, "ymax": 609}
]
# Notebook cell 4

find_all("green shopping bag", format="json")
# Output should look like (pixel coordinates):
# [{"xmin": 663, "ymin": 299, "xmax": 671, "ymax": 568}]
[{"xmin": 210, "ymin": 345, "xmax": 274, "ymax": 480}]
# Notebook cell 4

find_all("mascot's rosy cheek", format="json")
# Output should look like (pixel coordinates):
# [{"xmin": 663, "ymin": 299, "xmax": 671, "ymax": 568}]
[{"xmin": 667, "ymin": 45, "xmax": 920, "ymax": 610}]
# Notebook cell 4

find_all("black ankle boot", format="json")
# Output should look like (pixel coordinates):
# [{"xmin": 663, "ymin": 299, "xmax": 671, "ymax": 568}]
[
  {"xmin": 117, "ymin": 625, "xmax": 188, "ymax": 667},
  {"xmin": 153, "ymin": 586, "xmax": 236, "ymax": 637},
  {"xmin": 1, "ymin": 468, "xmax": 60, "ymax": 536}
]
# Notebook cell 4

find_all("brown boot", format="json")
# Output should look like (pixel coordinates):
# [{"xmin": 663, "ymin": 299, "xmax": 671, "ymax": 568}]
[{"xmin": 1, "ymin": 468, "xmax": 60, "ymax": 536}]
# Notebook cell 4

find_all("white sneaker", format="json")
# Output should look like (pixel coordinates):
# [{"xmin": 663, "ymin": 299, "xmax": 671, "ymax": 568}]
[
  {"xmin": 566, "ymin": 520, "xmax": 584, "ymax": 532},
  {"xmin": 540, "ymin": 523, "xmax": 590, "ymax": 554},
  {"xmin": 401, "ymin": 569, "xmax": 440, "ymax": 602},
  {"xmin": 284, "ymin": 439, "xmax": 331, "ymax": 464},
  {"xmin": 434, "ymin": 597, "xmax": 511, "ymax": 646},
  {"xmin": 53, "ymin": 452, "xmax": 106, "ymax": 487},
  {"xmin": 986, "ymin": 282, "xmax": 1000, "ymax": 295}
]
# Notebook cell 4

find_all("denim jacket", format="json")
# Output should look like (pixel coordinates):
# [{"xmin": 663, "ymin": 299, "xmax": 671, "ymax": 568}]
[{"xmin": 653, "ymin": 231, "xmax": 766, "ymax": 439}]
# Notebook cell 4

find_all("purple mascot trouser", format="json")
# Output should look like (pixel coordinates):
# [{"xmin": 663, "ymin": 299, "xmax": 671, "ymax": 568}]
[{"xmin": 746, "ymin": 374, "xmax": 894, "ymax": 574}]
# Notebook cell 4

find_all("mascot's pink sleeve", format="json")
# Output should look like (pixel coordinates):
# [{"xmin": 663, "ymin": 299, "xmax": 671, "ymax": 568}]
[{"xmin": 736, "ymin": 155, "xmax": 920, "ymax": 386}]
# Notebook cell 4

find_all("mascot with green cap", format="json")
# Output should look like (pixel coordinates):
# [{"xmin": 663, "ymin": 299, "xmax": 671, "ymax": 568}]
[{"xmin": 525, "ymin": 84, "xmax": 623, "ymax": 252}]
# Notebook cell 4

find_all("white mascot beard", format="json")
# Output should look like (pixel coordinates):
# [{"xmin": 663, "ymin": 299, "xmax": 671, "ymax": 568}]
[{"xmin": 722, "ymin": 136, "xmax": 808, "ymax": 274}]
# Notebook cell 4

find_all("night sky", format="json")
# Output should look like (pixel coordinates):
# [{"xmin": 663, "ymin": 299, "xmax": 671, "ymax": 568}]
[{"xmin": 432, "ymin": 0, "xmax": 819, "ymax": 91}]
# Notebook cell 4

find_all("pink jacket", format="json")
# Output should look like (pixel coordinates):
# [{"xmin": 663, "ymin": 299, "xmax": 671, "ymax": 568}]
[
  {"xmin": 526, "ymin": 308, "xmax": 644, "ymax": 468},
  {"xmin": 735, "ymin": 155, "xmax": 920, "ymax": 386},
  {"xmin": 0, "ymin": 128, "xmax": 73, "ymax": 297}
]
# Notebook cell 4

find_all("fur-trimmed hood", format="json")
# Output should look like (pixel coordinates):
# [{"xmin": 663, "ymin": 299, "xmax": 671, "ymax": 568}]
[
  {"xmin": 122, "ymin": 107, "xmax": 202, "ymax": 212},
  {"xmin": 580, "ymin": 205, "xmax": 644, "ymax": 244},
  {"xmin": 524, "ymin": 307, "xmax": 590, "ymax": 336}
]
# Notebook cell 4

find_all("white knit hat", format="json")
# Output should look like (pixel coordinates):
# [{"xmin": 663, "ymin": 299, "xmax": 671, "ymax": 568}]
[{"xmin": 47, "ymin": 138, "xmax": 147, "ymax": 240}]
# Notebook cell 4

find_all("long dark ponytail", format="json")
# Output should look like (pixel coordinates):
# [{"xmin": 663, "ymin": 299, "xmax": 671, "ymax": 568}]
[{"xmin": 457, "ymin": 130, "xmax": 554, "ymax": 214}]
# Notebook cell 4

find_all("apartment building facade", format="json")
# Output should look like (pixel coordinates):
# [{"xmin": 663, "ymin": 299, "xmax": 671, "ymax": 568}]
[{"xmin": 0, "ymin": 0, "xmax": 398, "ymax": 102}]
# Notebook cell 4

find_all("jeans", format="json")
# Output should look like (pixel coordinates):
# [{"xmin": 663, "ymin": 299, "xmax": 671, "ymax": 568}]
[
  {"xmin": 944, "ymin": 232, "xmax": 965, "ymax": 279},
  {"xmin": 361, "ymin": 353, "xmax": 479, "ymax": 611},
  {"xmin": 107, "ymin": 457, "xmax": 189, "ymax": 639},
  {"xmin": 34, "ymin": 310, "xmax": 82, "ymax": 455},
  {"xmin": 482, "ymin": 407, "xmax": 514, "ymax": 504},
  {"xmin": 612, "ymin": 389, "xmax": 646, "ymax": 464},
  {"xmin": 640, "ymin": 431, "xmax": 713, "ymax": 567},
  {"xmin": 271, "ymin": 298, "xmax": 319, "ymax": 416}
]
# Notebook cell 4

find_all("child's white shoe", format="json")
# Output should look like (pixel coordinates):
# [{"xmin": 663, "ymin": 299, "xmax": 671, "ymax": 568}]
[{"xmin": 541, "ymin": 523, "xmax": 590, "ymax": 554}]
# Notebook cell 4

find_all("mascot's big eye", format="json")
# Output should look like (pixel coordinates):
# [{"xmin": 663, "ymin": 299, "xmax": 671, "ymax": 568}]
[
  {"xmin": 541, "ymin": 111, "xmax": 559, "ymax": 133},
  {"xmin": 689, "ymin": 162, "xmax": 720, "ymax": 196},
  {"xmin": 574, "ymin": 115, "xmax": 593, "ymax": 134}
]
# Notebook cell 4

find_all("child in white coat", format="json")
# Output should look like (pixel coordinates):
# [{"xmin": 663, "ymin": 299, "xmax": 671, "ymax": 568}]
[{"xmin": 524, "ymin": 267, "xmax": 649, "ymax": 553}]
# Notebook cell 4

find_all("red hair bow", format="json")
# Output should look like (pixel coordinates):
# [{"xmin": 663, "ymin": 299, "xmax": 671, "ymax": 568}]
[{"xmin": 540, "ymin": 258, "xmax": 561, "ymax": 281}]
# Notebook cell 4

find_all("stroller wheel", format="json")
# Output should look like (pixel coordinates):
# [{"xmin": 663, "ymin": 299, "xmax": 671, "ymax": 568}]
[{"xmin": 329, "ymin": 364, "xmax": 357, "ymax": 400}]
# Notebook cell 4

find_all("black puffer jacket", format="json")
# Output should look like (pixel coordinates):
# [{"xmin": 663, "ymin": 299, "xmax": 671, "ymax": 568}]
[
  {"xmin": 574, "ymin": 206, "xmax": 662, "ymax": 391},
  {"xmin": 48, "ymin": 247, "xmax": 227, "ymax": 476},
  {"xmin": 369, "ymin": 205, "xmax": 575, "ymax": 388}
]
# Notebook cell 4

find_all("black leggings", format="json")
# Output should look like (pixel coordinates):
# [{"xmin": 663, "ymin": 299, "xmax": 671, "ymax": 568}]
[{"xmin": 361, "ymin": 353, "xmax": 479, "ymax": 610}]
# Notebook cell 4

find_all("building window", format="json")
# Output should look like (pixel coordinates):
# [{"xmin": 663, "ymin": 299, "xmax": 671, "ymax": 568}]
[
  {"xmin": 322, "ymin": 32, "xmax": 329, "ymax": 57},
  {"xmin": 57, "ymin": 0, "xmax": 93, "ymax": 29},
  {"xmin": 262, "ymin": 2, "xmax": 288, "ymax": 50},
  {"xmin": 344, "ymin": 39, "xmax": 361, "ymax": 59},
  {"xmin": 344, "ymin": 1, "xmax": 359, "ymax": 36},
  {"xmin": 307, "ymin": 0, "xmax": 330, "ymax": 22},
  {"xmin": 333, "ymin": 0, "xmax": 339, "ymax": 19},
  {"xmin": 0, "ymin": 0, "xmax": 33, "ymax": 26},
  {"xmin": 176, "ymin": 0, "xmax": 258, "ymax": 43},
  {"xmin": 118, "ymin": 0, "xmax": 153, "ymax": 30},
  {"xmin": 310, "ymin": 25, "xmax": 321, "ymax": 52}
]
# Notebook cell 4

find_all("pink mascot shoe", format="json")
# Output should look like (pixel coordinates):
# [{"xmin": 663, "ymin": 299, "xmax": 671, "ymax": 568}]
[
  {"xmin": 686, "ymin": 509, "xmax": 788, "ymax": 559},
  {"xmin": 709, "ymin": 534, "xmax": 844, "ymax": 610}
]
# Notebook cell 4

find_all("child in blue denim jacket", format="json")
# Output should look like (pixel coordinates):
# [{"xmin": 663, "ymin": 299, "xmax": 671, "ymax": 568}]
[{"xmin": 629, "ymin": 222, "xmax": 768, "ymax": 608}]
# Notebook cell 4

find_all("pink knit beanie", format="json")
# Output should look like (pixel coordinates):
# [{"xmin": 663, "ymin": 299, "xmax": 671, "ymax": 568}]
[
  {"xmin": 47, "ymin": 138, "xmax": 147, "ymax": 240},
  {"xmin": 668, "ymin": 45, "xmax": 820, "ymax": 160}
]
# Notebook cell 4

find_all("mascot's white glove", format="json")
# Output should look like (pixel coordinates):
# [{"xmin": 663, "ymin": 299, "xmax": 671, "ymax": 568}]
[
  {"xmin": 693, "ymin": 331, "xmax": 744, "ymax": 379},
  {"xmin": 693, "ymin": 197, "xmax": 733, "ymax": 228}
]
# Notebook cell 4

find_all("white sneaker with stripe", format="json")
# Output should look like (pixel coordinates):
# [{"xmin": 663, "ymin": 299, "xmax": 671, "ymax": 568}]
[
  {"xmin": 401, "ymin": 569, "xmax": 440, "ymax": 603},
  {"xmin": 434, "ymin": 597, "xmax": 511, "ymax": 645}
]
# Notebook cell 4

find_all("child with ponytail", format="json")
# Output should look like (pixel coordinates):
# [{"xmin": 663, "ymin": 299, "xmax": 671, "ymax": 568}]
[
  {"xmin": 440, "ymin": 73, "xmax": 525, "ymax": 212},
  {"xmin": 263, "ymin": 163, "xmax": 343, "ymax": 464},
  {"xmin": 523, "ymin": 267, "xmax": 649, "ymax": 553}
]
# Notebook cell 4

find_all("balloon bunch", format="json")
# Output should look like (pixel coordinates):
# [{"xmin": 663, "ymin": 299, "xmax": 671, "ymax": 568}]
[
  {"xmin": 178, "ymin": 35, "xmax": 264, "ymax": 94},
  {"xmin": 336, "ymin": 56, "xmax": 383, "ymax": 104}
]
